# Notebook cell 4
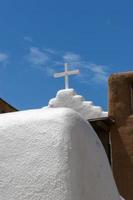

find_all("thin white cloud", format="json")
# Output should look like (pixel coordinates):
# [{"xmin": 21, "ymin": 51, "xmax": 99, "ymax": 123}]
[
  {"xmin": 0, "ymin": 52, "xmax": 8, "ymax": 62},
  {"xmin": 43, "ymin": 48, "xmax": 57, "ymax": 55},
  {"xmin": 106, "ymin": 19, "xmax": 111, "ymax": 25},
  {"xmin": 0, "ymin": 52, "xmax": 9, "ymax": 67},
  {"xmin": 24, "ymin": 36, "xmax": 32, "ymax": 42},
  {"xmin": 85, "ymin": 64, "xmax": 108, "ymax": 83},
  {"xmin": 27, "ymin": 47, "xmax": 49, "ymax": 65},
  {"xmin": 25, "ymin": 46, "xmax": 108, "ymax": 84},
  {"xmin": 62, "ymin": 52, "xmax": 108, "ymax": 83},
  {"xmin": 46, "ymin": 67, "xmax": 55, "ymax": 76},
  {"xmin": 63, "ymin": 52, "xmax": 81, "ymax": 63}
]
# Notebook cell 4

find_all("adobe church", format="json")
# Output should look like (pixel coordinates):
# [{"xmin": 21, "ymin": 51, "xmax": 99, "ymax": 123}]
[{"xmin": 0, "ymin": 71, "xmax": 133, "ymax": 200}]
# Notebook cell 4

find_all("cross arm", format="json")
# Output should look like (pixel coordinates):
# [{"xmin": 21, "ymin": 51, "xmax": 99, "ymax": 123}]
[{"xmin": 54, "ymin": 69, "xmax": 80, "ymax": 78}]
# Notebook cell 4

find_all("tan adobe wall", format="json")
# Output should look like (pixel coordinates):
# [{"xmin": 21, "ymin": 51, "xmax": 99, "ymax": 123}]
[{"xmin": 109, "ymin": 72, "xmax": 133, "ymax": 200}]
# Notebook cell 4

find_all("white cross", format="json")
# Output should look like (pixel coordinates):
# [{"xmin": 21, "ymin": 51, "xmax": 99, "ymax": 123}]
[{"xmin": 54, "ymin": 63, "xmax": 80, "ymax": 89}]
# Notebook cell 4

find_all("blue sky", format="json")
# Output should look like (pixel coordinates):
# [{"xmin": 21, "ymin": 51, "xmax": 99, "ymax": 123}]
[{"xmin": 0, "ymin": 0, "xmax": 133, "ymax": 111}]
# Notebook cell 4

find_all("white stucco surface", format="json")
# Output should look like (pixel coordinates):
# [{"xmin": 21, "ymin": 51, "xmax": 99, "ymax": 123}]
[
  {"xmin": 48, "ymin": 89, "xmax": 107, "ymax": 119},
  {"xmin": 0, "ymin": 107, "xmax": 120, "ymax": 200}
]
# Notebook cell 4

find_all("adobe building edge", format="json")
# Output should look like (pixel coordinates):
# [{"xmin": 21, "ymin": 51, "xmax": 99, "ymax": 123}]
[{"xmin": 108, "ymin": 72, "xmax": 133, "ymax": 200}]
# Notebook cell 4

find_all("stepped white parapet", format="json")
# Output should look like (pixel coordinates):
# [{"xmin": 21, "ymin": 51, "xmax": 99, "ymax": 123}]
[
  {"xmin": 48, "ymin": 89, "xmax": 108, "ymax": 119},
  {"xmin": 0, "ymin": 107, "xmax": 120, "ymax": 200}
]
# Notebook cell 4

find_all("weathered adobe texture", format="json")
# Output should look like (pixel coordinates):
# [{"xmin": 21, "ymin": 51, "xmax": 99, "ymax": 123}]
[{"xmin": 109, "ymin": 72, "xmax": 133, "ymax": 200}]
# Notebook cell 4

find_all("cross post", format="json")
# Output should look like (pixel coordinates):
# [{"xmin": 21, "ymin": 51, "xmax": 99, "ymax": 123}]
[{"xmin": 54, "ymin": 63, "xmax": 80, "ymax": 89}]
